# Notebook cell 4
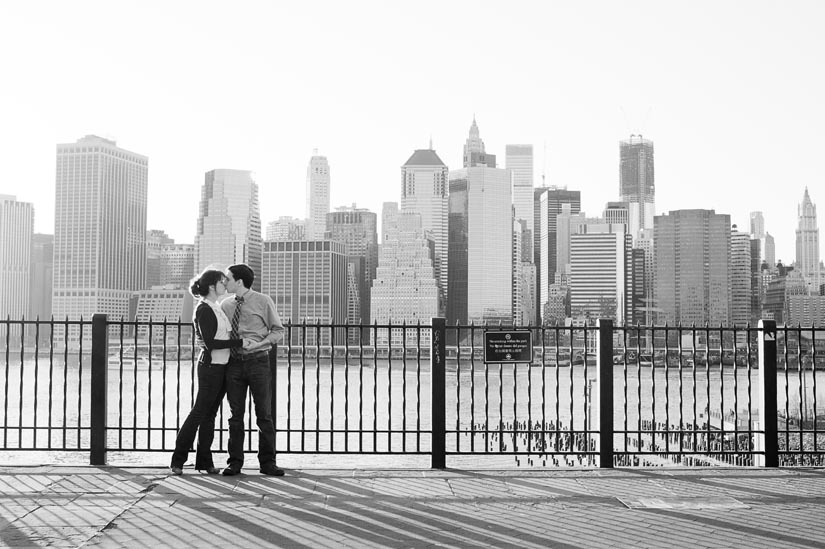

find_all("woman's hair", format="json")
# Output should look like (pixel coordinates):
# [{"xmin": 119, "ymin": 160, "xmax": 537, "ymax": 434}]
[{"xmin": 189, "ymin": 269, "xmax": 225, "ymax": 298}]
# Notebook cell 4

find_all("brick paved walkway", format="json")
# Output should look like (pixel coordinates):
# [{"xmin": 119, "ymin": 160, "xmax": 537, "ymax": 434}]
[{"xmin": 0, "ymin": 466, "xmax": 823, "ymax": 547}]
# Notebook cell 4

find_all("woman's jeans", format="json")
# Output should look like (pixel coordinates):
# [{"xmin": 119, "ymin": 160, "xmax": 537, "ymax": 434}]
[{"xmin": 170, "ymin": 360, "xmax": 227, "ymax": 469}]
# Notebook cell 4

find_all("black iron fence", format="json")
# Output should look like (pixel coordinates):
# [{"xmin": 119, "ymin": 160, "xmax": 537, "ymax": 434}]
[{"xmin": 1, "ymin": 316, "xmax": 823, "ymax": 467}]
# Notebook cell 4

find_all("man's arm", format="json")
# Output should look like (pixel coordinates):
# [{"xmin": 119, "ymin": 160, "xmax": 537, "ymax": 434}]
[{"xmin": 262, "ymin": 296, "xmax": 284, "ymax": 345}]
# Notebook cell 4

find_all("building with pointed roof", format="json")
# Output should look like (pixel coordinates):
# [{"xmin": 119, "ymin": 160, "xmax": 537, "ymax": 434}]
[
  {"xmin": 401, "ymin": 148, "xmax": 449, "ymax": 313},
  {"xmin": 795, "ymin": 187, "xmax": 821, "ymax": 294}
]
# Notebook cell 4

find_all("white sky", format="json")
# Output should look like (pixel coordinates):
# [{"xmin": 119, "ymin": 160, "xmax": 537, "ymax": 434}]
[{"xmin": 1, "ymin": 1, "xmax": 823, "ymax": 263}]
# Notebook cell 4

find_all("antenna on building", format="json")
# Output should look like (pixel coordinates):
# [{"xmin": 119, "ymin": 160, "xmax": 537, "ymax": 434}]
[
  {"xmin": 429, "ymin": 135, "xmax": 433, "ymax": 150},
  {"xmin": 313, "ymin": 148, "xmax": 318, "ymax": 156},
  {"xmin": 542, "ymin": 141, "xmax": 547, "ymax": 187}
]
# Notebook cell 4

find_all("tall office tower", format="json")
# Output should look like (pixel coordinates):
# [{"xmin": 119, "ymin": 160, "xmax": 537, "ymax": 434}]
[
  {"xmin": 630, "ymin": 248, "xmax": 646, "ymax": 325},
  {"xmin": 538, "ymin": 188, "xmax": 581, "ymax": 322},
  {"xmin": 763, "ymin": 232, "xmax": 776, "ymax": 268},
  {"xmin": 568, "ymin": 223, "xmax": 632, "ymax": 324},
  {"xmin": 371, "ymin": 203, "xmax": 438, "ymax": 346},
  {"xmin": 159, "ymin": 244, "xmax": 195, "ymax": 288},
  {"xmin": 506, "ymin": 144, "xmax": 534, "ymax": 259},
  {"xmin": 654, "ymin": 210, "xmax": 731, "ymax": 326},
  {"xmin": 730, "ymin": 227, "xmax": 752, "ymax": 327},
  {"xmin": 29, "ymin": 233, "xmax": 53, "ymax": 322},
  {"xmin": 533, "ymin": 186, "xmax": 547, "ymax": 322},
  {"xmin": 463, "ymin": 117, "xmax": 496, "ymax": 168},
  {"xmin": 266, "ymin": 216, "xmax": 306, "ymax": 241},
  {"xmin": 512, "ymin": 219, "xmax": 536, "ymax": 325},
  {"xmin": 305, "ymin": 153, "xmax": 330, "ymax": 240},
  {"xmin": 262, "ymin": 240, "xmax": 347, "ymax": 345},
  {"xmin": 555, "ymin": 206, "xmax": 589, "ymax": 279},
  {"xmin": 327, "ymin": 205, "xmax": 379, "ymax": 326},
  {"xmin": 448, "ymin": 167, "xmax": 513, "ymax": 325},
  {"xmin": 795, "ymin": 188, "xmax": 821, "ymax": 293},
  {"xmin": 0, "ymin": 195, "xmax": 34, "ymax": 324},
  {"xmin": 146, "ymin": 229, "xmax": 174, "ymax": 288},
  {"xmin": 635, "ymin": 229, "xmax": 655, "ymax": 325},
  {"xmin": 194, "ymin": 169, "xmax": 262, "ymax": 289},
  {"xmin": 604, "ymin": 201, "xmax": 629, "ymax": 227},
  {"xmin": 750, "ymin": 238, "xmax": 763, "ymax": 325},
  {"xmin": 750, "ymin": 211, "xmax": 765, "ymax": 238},
  {"xmin": 400, "ymin": 148, "xmax": 449, "ymax": 312},
  {"xmin": 53, "ymin": 136, "xmax": 148, "ymax": 342},
  {"xmin": 619, "ymin": 135, "xmax": 655, "ymax": 242}
]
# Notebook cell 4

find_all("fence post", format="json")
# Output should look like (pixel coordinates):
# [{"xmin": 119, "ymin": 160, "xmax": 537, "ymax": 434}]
[
  {"xmin": 757, "ymin": 320, "xmax": 778, "ymax": 467},
  {"xmin": 90, "ymin": 313, "xmax": 108, "ymax": 465},
  {"xmin": 597, "ymin": 319, "xmax": 614, "ymax": 468},
  {"xmin": 431, "ymin": 317, "xmax": 446, "ymax": 469},
  {"xmin": 270, "ymin": 343, "xmax": 278, "ymax": 447}
]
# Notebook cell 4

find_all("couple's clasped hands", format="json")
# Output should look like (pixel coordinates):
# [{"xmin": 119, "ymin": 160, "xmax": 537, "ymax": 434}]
[{"xmin": 241, "ymin": 338, "xmax": 266, "ymax": 351}]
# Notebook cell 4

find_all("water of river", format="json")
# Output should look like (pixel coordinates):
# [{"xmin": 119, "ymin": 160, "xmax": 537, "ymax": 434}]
[{"xmin": 1, "ymin": 356, "xmax": 823, "ymax": 466}]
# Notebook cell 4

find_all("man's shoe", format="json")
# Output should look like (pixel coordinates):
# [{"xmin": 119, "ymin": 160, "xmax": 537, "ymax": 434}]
[
  {"xmin": 259, "ymin": 464, "xmax": 285, "ymax": 476},
  {"xmin": 222, "ymin": 466, "xmax": 241, "ymax": 476},
  {"xmin": 170, "ymin": 466, "xmax": 183, "ymax": 476}
]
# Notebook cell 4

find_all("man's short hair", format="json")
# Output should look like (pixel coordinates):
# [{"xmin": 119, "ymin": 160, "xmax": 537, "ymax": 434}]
[{"xmin": 227, "ymin": 264, "xmax": 255, "ymax": 289}]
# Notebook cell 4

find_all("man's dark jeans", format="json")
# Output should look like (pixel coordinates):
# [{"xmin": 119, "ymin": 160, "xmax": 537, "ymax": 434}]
[
  {"xmin": 225, "ymin": 352, "xmax": 276, "ymax": 469},
  {"xmin": 171, "ymin": 360, "xmax": 226, "ymax": 469}
]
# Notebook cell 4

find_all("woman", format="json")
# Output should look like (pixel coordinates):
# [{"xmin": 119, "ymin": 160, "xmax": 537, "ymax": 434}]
[{"xmin": 170, "ymin": 269, "xmax": 243, "ymax": 475}]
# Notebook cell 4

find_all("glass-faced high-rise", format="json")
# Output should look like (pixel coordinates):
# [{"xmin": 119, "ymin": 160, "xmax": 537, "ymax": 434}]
[
  {"xmin": 619, "ymin": 135, "xmax": 655, "ymax": 242},
  {"xmin": 506, "ymin": 144, "xmax": 534, "ymax": 260},
  {"xmin": 305, "ymin": 154, "xmax": 330, "ymax": 240},
  {"xmin": 0, "ymin": 195, "xmax": 33, "ymax": 321},
  {"xmin": 195, "ymin": 169, "xmax": 262, "ymax": 289},
  {"xmin": 448, "ymin": 167, "xmax": 513, "ymax": 324},
  {"xmin": 654, "ymin": 209, "xmax": 731, "ymax": 326},
  {"xmin": 53, "ymin": 135, "xmax": 148, "ymax": 332}
]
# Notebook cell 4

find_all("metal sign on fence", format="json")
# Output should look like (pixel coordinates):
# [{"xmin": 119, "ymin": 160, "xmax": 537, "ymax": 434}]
[{"xmin": 483, "ymin": 330, "xmax": 532, "ymax": 363}]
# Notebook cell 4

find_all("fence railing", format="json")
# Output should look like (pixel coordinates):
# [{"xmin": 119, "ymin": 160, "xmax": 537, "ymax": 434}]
[{"xmin": 1, "ymin": 316, "xmax": 823, "ymax": 468}]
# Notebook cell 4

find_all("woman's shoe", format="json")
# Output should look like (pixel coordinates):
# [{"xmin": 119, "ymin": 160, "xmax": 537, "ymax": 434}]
[
  {"xmin": 170, "ymin": 466, "xmax": 183, "ymax": 476},
  {"xmin": 198, "ymin": 467, "xmax": 221, "ymax": 474}
]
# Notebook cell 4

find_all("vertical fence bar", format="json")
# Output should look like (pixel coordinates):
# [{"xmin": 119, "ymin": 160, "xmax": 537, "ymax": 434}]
[
  {"xmin": 598, "ymin": 319, "xmax": 614, "ymax": 468},
  {"xmin": 757, "ymin": 320, "xmax": 778, "ymax": 467},
  {"xmin": 90, "ymin": 313, "xmax": 108, "ymax": 465},
  {"xmin": 431, "ymin": 317, "xmax": 446, "ymax": 469}
]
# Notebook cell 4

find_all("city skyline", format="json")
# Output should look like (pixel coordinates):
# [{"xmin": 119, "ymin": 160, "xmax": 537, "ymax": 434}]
[{"xmin": 2, "ymin": 2, "xmax": 824, "ymax": 263}]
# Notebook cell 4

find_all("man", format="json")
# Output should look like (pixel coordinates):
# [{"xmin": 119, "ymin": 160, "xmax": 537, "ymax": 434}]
[{"xmin": 221, "ymin": 263, "xmax": 285, "ymax": 476}]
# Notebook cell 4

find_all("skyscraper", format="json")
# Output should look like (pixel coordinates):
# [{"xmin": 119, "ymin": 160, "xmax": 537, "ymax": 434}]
[
  {"xmin": 506, "ymin": 144, "xmax": 534, "ymax": 259},
  {"xmin": 146, "ymin": 229, "xmax": 174, "ymax": 288},
  {"xmin": 730, "ymin": 227, "xmax": 752, "ymax": 326},
  {"xmin": 538, "ymin": 188, "xmax": 581, "ymax": 322},
  {"xmin": 400, "ymin": 148, "xmax": 449, "ymax": 311},
  {"xmin": 262, "ymin": 239, "xmax": 347, "ymax": 345},
  {"xmin": 327, "ymin": 205, "xmax": 379, "ymax": 326},
  {"xmin": 654, "ymin": 210, "xmax": 731, "ymax": 326},
  {"xmin": 53, "ymin": 136, "xmax": 148, "ymax": 339},
  {"xmin": 795, "ymin": 188, "xmax": 820, "ymax": 293},
  {"xmin": 619, "ymin": 135, "xmax": 655, "ymax": 242},
  {"xmin": 448, "ymin": 167, "xmax": 513, "ymax": 324},
  {"xmin": 569, "ymin": 223, "xmax": 632, "ymax": 323},
  {"xmin": 463, "ymin": 117, "xmax": 496, "ymax": 168},
  {"xmin": 29, "ymin": 233, "xmax": 53, "ymax": 322},
  {"xmin": 750, "ymin": 211, "xmax": 765, "ymax": 238},
  {"xmin": 194, "ymin": 169, "xmax": 262, "ymax": 289},
  {"xmin": 371, "ymin": 203, "xmax": 439, "ymax": 346},
  {"xmin": 0, "ymin": 195, "xmax": 33, "ymax": 322},
  {"xmin": 305, "ymin": 153, "xmax": 330, "ymax": 240}
]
